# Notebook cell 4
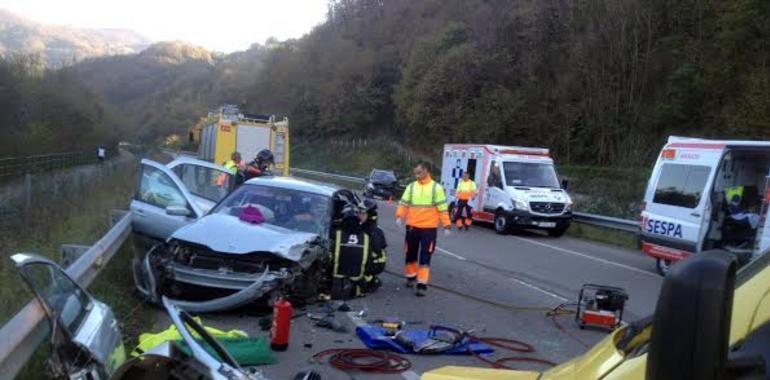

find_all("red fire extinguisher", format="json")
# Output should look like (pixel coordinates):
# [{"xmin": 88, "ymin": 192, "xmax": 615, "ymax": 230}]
[{"xmin": 271, "ymin": 297, "xmax": 292, "ymax": 351}]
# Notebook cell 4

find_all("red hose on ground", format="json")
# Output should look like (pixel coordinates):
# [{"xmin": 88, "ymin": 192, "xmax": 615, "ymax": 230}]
[
  {"xmin": 466, "ymin": 335, "xmax": 557, "ymax": 370},
  {"xmin": 312, "ymin": 348, "xmax": 411, "ymax": 373}
]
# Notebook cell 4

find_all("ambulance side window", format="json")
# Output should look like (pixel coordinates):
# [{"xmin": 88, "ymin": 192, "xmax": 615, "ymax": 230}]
[
  {"xmin": 653, "ymin": 164, "xmax": 711, "ymax": 208},
  {"xmin": 488, "ymin": 163, "xmax": 503, "ymax": 189}
]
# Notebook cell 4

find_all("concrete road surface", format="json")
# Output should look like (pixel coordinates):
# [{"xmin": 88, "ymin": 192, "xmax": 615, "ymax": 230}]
[{"xmin": 149, "ymin": 200, "xmax": 662, "ymax": 379}]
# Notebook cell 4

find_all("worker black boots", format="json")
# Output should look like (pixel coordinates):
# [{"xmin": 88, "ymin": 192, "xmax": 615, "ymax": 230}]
[{"xmin": 416, "ymin": 283, "xmax": 427, "ymax": 297}]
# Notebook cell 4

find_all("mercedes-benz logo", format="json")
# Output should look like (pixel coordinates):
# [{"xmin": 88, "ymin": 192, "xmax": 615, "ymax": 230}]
[{"xmin": 544, "ymin": 203, "xmax": 552, "ymax": 211}]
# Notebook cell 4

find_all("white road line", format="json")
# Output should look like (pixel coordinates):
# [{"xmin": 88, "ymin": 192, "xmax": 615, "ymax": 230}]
[
  {"xmin": 513, "ymin": 236, "xmax": 658, "ymax": 278},
  {"xmin": 435, "ymin": 246, "xmax": 467, "ymax": 261},
  {"xmin": 508, "ymin": 276, "xmax": 568, "ymax": 302}
]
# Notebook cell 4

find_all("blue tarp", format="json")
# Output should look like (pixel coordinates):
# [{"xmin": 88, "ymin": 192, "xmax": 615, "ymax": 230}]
[{"xmin": 356, "ymin": 326, "xmax": 494, "ymax": 355}]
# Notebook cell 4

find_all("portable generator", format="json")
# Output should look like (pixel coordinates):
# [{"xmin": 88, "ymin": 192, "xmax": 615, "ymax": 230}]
[{"xmin": 575, "ymin": 284, "xmax": 628, "ymax": 331}]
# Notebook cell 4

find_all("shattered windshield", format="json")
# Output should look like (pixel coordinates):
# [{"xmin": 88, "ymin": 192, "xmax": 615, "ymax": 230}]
[
  {"xmin": 503, "ymin": 162, "xmax": 560, "ymax": 188},
  {"xmin": 212, "ymin": 184, "xmax": 331, "ymax": 235}
]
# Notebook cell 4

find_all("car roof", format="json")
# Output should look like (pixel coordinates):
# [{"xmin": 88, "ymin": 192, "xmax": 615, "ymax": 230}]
[{"xmin": 244, "ymin": 176, "xmax": 339, "ymax": 196}]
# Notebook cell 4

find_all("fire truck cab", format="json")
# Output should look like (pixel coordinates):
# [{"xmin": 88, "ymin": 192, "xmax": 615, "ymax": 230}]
[{"xmin": 440, "ymin": 144, "xmax": 573, "ymax": 237}]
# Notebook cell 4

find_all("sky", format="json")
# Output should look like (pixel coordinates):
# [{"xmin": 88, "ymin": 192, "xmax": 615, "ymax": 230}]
[{"xmin": 0, "ymin": 0, "xmax": 329, "ymax": 52}]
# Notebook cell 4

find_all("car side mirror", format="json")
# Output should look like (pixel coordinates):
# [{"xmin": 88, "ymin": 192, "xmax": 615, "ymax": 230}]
[
  {"xmin": 646, "ymin": 250, "xmax": 737, "ymax": 380},
  {"xmin": 561, "ymin": 178, "xmax": 569, "ymax": 190},
  {"xmin": 166, "ymin": 206, "xmax": 192, "ymax": 217}
]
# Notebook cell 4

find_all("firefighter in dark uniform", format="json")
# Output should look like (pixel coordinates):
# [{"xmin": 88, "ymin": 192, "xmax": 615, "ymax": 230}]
[
  {"xmin": 331, "ymin": 204, "xmax": 370, "ymax": 299},
  {"xmin": 361, "ymin": 198, "xmax": 387, "ymax": 293}
]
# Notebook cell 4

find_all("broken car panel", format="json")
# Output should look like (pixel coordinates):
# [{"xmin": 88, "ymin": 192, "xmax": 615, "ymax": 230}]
[{"xmin": 12, "ymin": 253, "xmax": 274, "ymax": 380}]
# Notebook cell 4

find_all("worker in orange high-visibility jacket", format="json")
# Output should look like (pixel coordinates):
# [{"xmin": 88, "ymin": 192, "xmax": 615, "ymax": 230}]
[
  {"xmin": 454, "ymin": 172, "xmax": 477, "ymax": 230},
  {"xmin": 395, "ymin": 161, "xmax": 451, "ymax": 296}
]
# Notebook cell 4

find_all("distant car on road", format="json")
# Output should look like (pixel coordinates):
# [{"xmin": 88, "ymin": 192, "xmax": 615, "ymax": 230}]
[
  {"xmin": 130, "ymin": 158, "xmax": 360, "ymax": 312},
  {"xmin": 363, "ymin": 169, "xmax": 403, "ymax": 200}
]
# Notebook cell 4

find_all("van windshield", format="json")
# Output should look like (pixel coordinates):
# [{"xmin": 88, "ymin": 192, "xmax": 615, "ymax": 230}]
[{"xmin": 503, "ymin": 162, "xmax": 560, "ymax": 188}]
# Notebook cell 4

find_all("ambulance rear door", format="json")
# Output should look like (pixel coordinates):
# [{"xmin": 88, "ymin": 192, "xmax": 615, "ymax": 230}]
[{"xmin": 642, "ymin": 144, "xmax": 723, "ymax": 259}]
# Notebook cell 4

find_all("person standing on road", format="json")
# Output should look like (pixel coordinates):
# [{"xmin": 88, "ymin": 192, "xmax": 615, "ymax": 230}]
[
  {"xmin": 395, "ymin": 161, "xmax": 451, "ymax": 297},
  {"xmin": 97, "ymin": 146, "xmax": 106, "ymax": 164},
  {"xmin": 454, "ymin": 172, "xmax": 477, "ymax": 231}
]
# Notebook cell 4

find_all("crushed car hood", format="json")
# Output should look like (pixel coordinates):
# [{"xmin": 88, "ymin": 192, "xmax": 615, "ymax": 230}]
[{"xmin": 170, "ymin": 213, "xmax": 319, "ymax": 261}]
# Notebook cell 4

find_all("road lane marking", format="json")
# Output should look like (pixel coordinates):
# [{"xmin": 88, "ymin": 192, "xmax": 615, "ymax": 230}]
[
  {"xmin": 507, "ymin": 276, "xmax": 568, "ymax": 302},
  {"xmin": 513, "ymin": 236, "xmax": 658, "ymax": 278},
  {"xmin": 435, "ymin": 246, "xmax": 467, "ymax": 261}
]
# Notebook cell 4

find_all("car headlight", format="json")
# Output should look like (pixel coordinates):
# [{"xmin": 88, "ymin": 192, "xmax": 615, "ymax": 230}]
[
  {"xmin": 565, "ymin": 202, "xmax": 573, "ymax": 212},
  {"xmin": 366, "ymin": 183, "xmax": 375, "ymax": 189},
  {"xmin": 513, "ymin": 199, "xmax": 528, "ymax": 210}
]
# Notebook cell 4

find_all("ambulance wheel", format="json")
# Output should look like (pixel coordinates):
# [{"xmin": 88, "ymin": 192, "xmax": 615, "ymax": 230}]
[
  {"xmin": 494, "ymin": 212, "xmax": 510, "ymax": 235},
  {"xmin": 656, "ymin": 258, "xmax": 672, "ymax": 276},
  {"xmin": 448, "ymin": 203, "xmax": 456, "ymax": 222}
]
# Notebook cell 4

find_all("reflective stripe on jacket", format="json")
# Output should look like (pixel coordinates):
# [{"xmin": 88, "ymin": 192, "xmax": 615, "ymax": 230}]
[
  {"xmin": 396, "ymin": 176, "xmax": 451, "ymax": 228},
  {"xmin": 456, "ymin": 179, "xmax": 477, "ymax": 201}
]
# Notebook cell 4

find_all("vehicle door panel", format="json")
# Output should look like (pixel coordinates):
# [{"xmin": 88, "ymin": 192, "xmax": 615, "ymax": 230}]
[
  {"xmin": 484, "ymin": 160, "xmax": 507, "ymax": 211},
  {"xmin": 166, "ymin": 160, "xmax": 232, "ymax": 212},
  {"xmin": 131, "ymin": 159, "xmax": 202, "ymax": 240},
  {"xmin": 642, "ymin": 154, "xmax": 719, "ymax": 253},
  {"xmin": 11, "ymin": 254, "xmax": 125, "ymax": 377}
]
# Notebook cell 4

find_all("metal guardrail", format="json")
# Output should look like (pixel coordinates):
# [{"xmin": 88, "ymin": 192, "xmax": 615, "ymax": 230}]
[
  {"xmin": 290, "ymin": 168, "xmax": 639, "ymax": 234},
  {"xmin": 0, "ymin": 210, "xmax": 132, "ymax": 379},
  {"xmin": 290, "ymin": 168, "xmax": 367, "ymax": 185},
  {"xmin": 573, "ymin": 212, "xmax": 639, "ymax": 234}
]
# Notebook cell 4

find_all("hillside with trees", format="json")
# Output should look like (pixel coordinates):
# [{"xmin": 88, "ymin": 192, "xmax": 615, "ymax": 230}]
[
  {"xmin": 0, "ymin": 8, "xmax": 150, "ymax": 67},
  {"xmin": 0, "ymin": 54, "xmax": 123, "ymax": 156},
  {"xmin": 47, "ymin": 0, "xmax": 770, "ymax": 168}
]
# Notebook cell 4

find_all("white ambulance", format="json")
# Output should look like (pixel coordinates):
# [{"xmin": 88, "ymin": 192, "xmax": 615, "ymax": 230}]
[
  {"xmin": 641, "ymin": 136, "xmax": 770, "ymax": 275},
  {"xmin": 440, "ymin": 144, "xmax": 573, "ymax": 236}
]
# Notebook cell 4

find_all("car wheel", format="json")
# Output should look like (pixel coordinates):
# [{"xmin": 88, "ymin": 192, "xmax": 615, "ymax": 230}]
[
  {"xmin": 547, "ymin": 226, "xmax": 568, "ymax": 237},
  {"xmin": 448, "ymin": 202, "xmax": 456, "ymax": 223},
  {"xmin": 656, "ymin": 258, "xmax": 672, "ymax": 276},
  {"xmin": 494, "ymin": 212, "xmax": 510, "ymax": 235}
]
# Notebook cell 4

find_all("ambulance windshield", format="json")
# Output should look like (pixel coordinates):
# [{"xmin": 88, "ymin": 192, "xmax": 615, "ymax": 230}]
[{"xmin": 503, "ymin": 162, "xmax": 560, "ymax": 188}]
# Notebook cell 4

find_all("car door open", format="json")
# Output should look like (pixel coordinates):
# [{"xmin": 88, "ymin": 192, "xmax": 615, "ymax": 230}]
[
  {"xmin": 168, "ymin": 159, "xmax": 234, "ymax": 212},
  {"xmin": 131, "ymin": 159, "xmax": 204, "ymax": 241},
  {"xmin": 11, "ymin": 253, "xmax": 126, "ymax": 379}
]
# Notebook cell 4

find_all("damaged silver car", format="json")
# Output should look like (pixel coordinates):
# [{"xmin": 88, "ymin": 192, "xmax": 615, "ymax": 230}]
[
  {"xmin": 11, "ymin": 253, "xmax": 271, "ymax": 380},
  {"xmin": 130, "ymin": 159, "xmax": 359, "ymax": 312}
]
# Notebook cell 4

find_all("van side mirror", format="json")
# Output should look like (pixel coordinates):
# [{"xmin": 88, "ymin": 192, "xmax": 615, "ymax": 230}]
[
  {"xmin": 166, "ymin": 206, "xmax": 192, "ymax": 217},
  {"xmin": 646, "ymin": 250, "xmax": 736, "ymax": 380},
  {"xmin": 561, "ymin": 178, "xmax": 569, "ymax": 190}
]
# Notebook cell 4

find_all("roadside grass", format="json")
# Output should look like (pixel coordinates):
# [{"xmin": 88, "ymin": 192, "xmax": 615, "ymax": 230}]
[
  {"xmin": 566, "ymin": 223, "xmax": 639, "ymax": 251},
  {"xmin": 0, "ymin": 154, "xmax": 159, "ymax": 379}
]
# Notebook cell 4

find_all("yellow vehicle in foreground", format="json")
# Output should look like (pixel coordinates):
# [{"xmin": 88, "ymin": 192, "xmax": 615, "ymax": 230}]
[
  {"xmin": 424, "ymin": 250, "xmax": 770, "ymax": 379},
  {"xmin": 191, "ymin": 104, "xmax": 290, "ymax": 176}
]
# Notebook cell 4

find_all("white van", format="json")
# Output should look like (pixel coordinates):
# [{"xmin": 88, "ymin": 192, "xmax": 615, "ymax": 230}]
[
  {"xmin": 440, "ymin": 144, "xmax": 573, "ymax": 236},
  {"xmin": 642, "ymin": 136, "xmax": 770, "ymax": 275}
]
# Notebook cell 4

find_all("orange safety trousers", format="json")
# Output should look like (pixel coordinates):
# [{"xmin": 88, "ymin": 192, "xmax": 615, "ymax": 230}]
[
  {"xmin": 403, "ymin": 226, "xmax": 437, "ymax": 284},
  {"xmin": 454, "ymin": 199, "xmax": 473, "ymax": 228}
]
